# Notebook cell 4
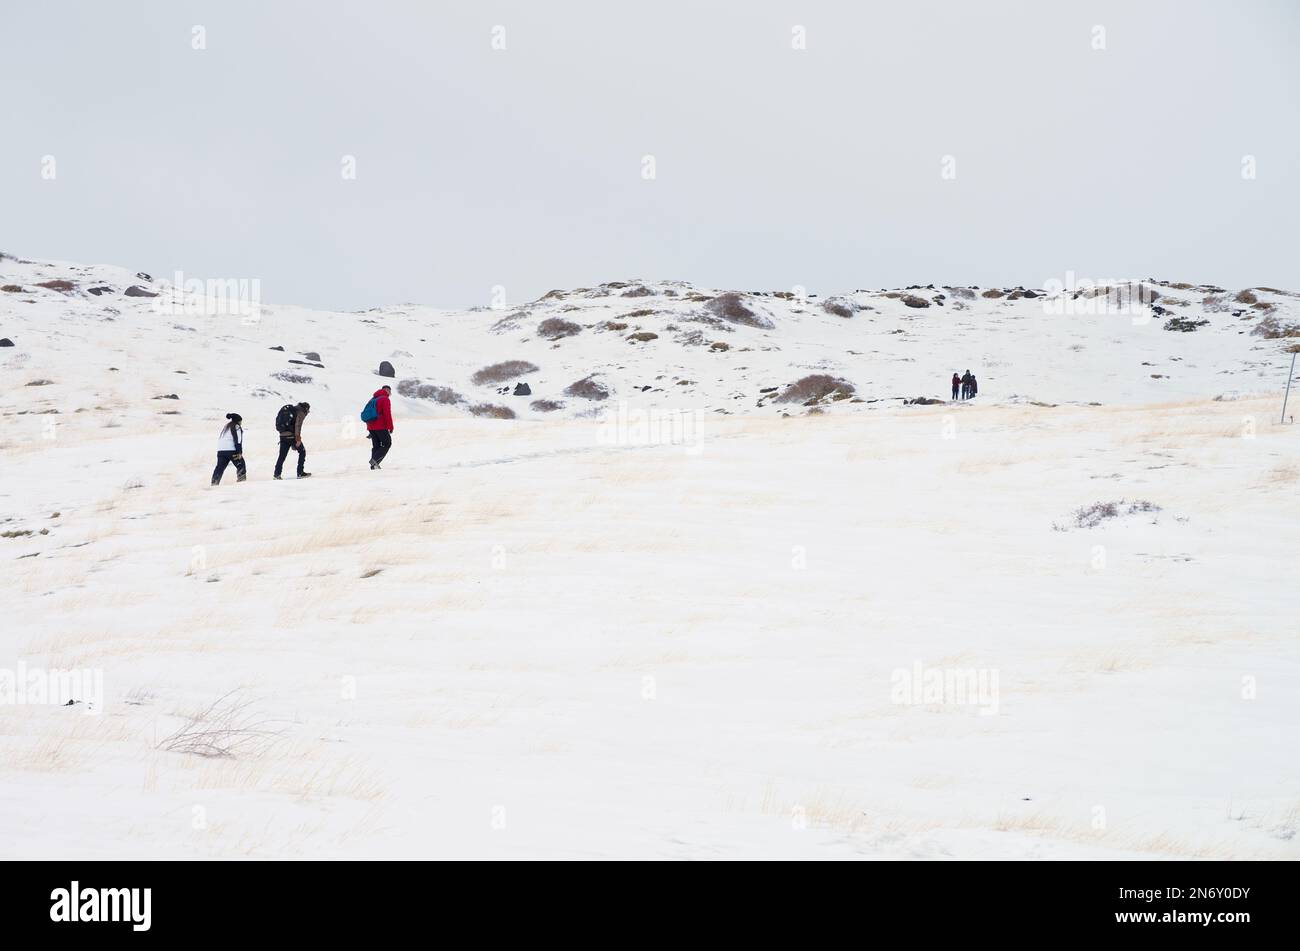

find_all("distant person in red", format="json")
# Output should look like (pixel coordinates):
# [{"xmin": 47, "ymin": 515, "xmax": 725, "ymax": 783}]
[
  {"xmin": 364, "ymin": 385, "xmax": 394, "ymax": 470},
  {"xmin": 951, "ymin": 372, "xmax": 961, "ymax": 400}
]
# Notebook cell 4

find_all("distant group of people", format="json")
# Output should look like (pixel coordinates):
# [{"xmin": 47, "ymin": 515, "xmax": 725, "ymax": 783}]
[
  {"xmin": 210, "ymin": 385, "xmax": 395, "ymax": 485},
  {"xmin": 951, "ymin": 370, "xmax": 978, "ymax": 401}
]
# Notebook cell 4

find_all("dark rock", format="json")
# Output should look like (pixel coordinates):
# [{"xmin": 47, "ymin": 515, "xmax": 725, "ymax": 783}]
[
  {"xmin": 136, "ymin": 272, "xmax": 153, "ymax": 281},
  {"xmin": 124, "ymin": 285, "xmax": 158, "ymax": 297},
  {"xmin": 288, "ymin": 359, "xmax": 324, "ymax": 368},
  {"xmin": 269, "ymin": 345, "xmax": 285, "ymax": 351},
  {"xmin": 153, "ymin": 394, "xmax": 180, "ymax": 400},
  {"xmin": 0, "ymin": 338, "xmax": 13, "ymax": 347},
  {"xmin": 378, "ymin": 360, "xmax": 396, "ymax": 377},
  {"xmin": 87, "ymin": 286, "xmax": 114, "ymax": 296},
  {"xmin": 302, "ymin": 351, "xmax": 321, "ymax": 361},
  {"xmin": 513, "ymin": 382, "xmax": 532, "ymax": 396}
]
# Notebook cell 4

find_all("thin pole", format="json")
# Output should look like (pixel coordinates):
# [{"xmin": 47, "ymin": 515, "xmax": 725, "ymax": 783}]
[{"xmin": 1282, "ymin": 351, "xmax": 1298, "ymax": 424}]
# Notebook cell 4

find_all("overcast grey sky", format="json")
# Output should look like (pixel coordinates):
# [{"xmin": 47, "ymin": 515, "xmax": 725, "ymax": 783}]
[{"xmin": 2, "ymin": 0, "xmax": 1297, "ymax": 310}]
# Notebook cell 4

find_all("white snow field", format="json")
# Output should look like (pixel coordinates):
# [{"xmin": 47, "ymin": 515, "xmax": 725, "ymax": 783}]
[{"xmin": 1, "ymin": 253, "xmax": 1298, "ymax": 859}]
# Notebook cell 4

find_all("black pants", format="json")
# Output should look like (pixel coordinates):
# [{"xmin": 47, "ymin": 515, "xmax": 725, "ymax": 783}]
[
  {"xmin": 275, "ymin": 436, "xmax": 306, "ymax": 477},
  {"xmin": 212, "ymin": 451, "xmax": 247, "ymax": 484},
  {"xmin": 952, "ymin": 385, "xmax": 959, "ymax": 400},
  {"xmin": 369, "ymin": 430, "xmax": 392, "ymax": 466}
]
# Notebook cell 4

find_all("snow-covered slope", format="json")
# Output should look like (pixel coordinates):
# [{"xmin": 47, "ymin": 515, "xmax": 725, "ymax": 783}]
[
  {"xmin": 2, "ymin": 252, "xmax": 1298, "ymax": 860},
  {"xmin": 2, "ymin": 252, "xmax": 1297, "ymax": 441}
]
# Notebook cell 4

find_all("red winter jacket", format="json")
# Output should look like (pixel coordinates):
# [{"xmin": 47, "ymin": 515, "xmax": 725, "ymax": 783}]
[{"xmin": 366, "ymin": 389, "xmax": 394, "ymax": 431}]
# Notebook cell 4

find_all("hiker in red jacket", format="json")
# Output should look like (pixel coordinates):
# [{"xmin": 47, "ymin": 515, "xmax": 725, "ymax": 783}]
[{"xmin": 366, "ymin": 385, "xmax": 394, "ymax": 470}]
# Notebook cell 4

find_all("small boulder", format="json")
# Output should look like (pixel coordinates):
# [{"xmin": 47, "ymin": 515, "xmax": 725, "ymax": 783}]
[
  {"xmin": 124, "ymin": 285, "xmax": 158, "ymax": 298},
  {"xmin": 378, "ymin": 360, "xmax": 396, "ymax": 378},
  {"xmin": 0, "ymin": 338, "xmax": 13, "ymax": 347},
  {"xmin": 302, "ymin": 351, "xmax": 321, "ymax": 361},
  {"xmin": 513, "ymin": 382, "xmax": 532, "ymax": 396},
  {"xmin": 136, "ymin": 271, "xmax": 153, "ymax": 281}
]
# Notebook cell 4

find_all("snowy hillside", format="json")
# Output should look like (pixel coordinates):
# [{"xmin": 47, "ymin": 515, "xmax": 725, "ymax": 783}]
[
  {"xmin": 1, "ymin": 252, "xmax": 1297, "ymax": 439},
  {"xmin": 2, "ymin": 252, "xmax": 1298, "ymax": 860}
]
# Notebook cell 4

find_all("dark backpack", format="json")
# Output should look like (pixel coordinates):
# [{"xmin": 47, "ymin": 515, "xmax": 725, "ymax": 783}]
[{"xmin": 275, "ymin": 404, "xmax": 296, "ymax": 433}]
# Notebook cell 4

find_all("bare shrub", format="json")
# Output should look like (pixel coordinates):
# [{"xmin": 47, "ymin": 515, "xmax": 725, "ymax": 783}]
[
  {"xmin": 623, "ymin": 308, "xmax": 655, "ymax": 319},
  {"xmin": 397, "ymin": 379, "xmax": 463, "ymax": 403},
  {"xmin": 1059, "ymin": 499, "xmax": 1162, "ymax": 530},
  {"xmin": 271, "ymin": 371, "xmax": 312, "ymax": 384},
  {"xmin": 471, "ymin": 360, "xmax": 539, "ymax": 385},
  {"xmin": 946, "ymin": 286, "xmax": 976, "ymax": 300},
  {"xmin": 530, "ymin": 399, "xmax": 564, "ymax": 412},
  {"xmin": 1235, "ymin": 289, "xmax": 1258, "ymax": 305},
  {"xmin": 628, "ymin": 331, "xmax": 658, "ymax": 342},
  {"xmin": 705, "ymin": 292, "xmax": 774, "ymax": 329},
  {"xmin": 537, "ymin": 317, "xmax": 582, "ymax": 340},
  {"xmin": 822, "ymin": 297, "xmax": 856, "ymax": 318},
  {"xmin": 900, "ymin": 294, "xmax": 930, "ymax": 308},
  {"xmin": 1164, "ymin": 316, "xmax": 1209, "ymax": 332},
  {"xmin": 35, "ymin": 279, "xmax": 76, "ymax": 292},
  {"xmin": 564, "ymin": 375, "xmax": 609, "ymax": 400},
  {"xmin": 1251, "ymin": 315, "xmax": 1300, "ymax": 339},
  {"xmin": 469, "ymin": 403, "xmax": 515, "ymax": 419},
  {"xmin": 775, "ymin": 374, "xmax": 855, "ymax": 404},
  {"xmin": 1201, "ymin": 294, "xmax": 1231, "ymax": 313},
  {"xmin": 621, "ymin": 285, "xmax": 654, "ymax": 297},
  {"xmin": 603, "ymin": 321, "xmax": 629, "ymax": 331},
  {"xmin": 981, "ymin": 288, "xmax": 1004, "ymax": 299},
  {"xmin": 158, "ymin": 691, "xmax": 283, "ymax": 759}
]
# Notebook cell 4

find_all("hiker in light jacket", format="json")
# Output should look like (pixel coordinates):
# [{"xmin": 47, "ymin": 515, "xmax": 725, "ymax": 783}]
[
  {"xmin": 273, "ymin": 401, "xmax": 312, "ymax": 479},
  {"xmin": 365, "ymin": 385, "xmax": 394, "ymax": 470},
  {"xmin": 211, "ymin": 413, "xmax": 246, "ymax": 485}
]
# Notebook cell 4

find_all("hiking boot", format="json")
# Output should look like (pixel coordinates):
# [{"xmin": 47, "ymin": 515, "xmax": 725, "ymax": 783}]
[
  {"xmin": 369, "ymin": 460, "xmax": 377, "ymax": 470},
  {"xmin": 273, "ymin": 474, "xmax": 282, "ymax": 480},
  {"xmin": 298, "ymin": 472, "xmax": 312, "ymax": 479},
  {"xmin": 236, "ymin": 474, "xmax": 247, "ymax": 483}
]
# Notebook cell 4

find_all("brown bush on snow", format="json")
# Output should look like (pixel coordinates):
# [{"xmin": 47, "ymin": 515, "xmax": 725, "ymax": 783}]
[
  {"xmin": 564, "ymin": 375, "xmax": 609, "ymax": 401},
  {"xmin": 396, "ymin": 379, "xmax": 463, "ymax": 404},
  {"xmin": 537, "ymin": 317, "xmax": 582, "ymax": 340},
  {"xmin": 775, "ymin": 374, "xmax": 855, "ymax": 404},
  {"xmin": 705, "ymin": 293, "xmax": 774, "ymax": 329},
  {"xmin": 471, "ymin": 360, "xmax": 539, "ymax": 385},
  {"xmin": 468, "ymin": 403, "xmax": 515, "ymax": 419}
]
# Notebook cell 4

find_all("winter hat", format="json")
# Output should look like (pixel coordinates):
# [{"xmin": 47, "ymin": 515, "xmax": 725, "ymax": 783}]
[{"xmin": 226, "ymin": 412, "xmax": 243, "ymax": 424}]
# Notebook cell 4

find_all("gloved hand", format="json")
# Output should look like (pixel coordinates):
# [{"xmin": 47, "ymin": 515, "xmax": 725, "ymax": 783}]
[{"xmin": 232, "ymin": 453, "xmax": 243, "ymax": 461}]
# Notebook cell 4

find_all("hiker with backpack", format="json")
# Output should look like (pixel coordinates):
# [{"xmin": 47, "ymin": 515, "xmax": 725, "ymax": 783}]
[
  {"xmin": 951, "ymin": 372, "xmax": 961, "ymax": 401},
  {"xmin": 362, "ymin": 385, "xmax": 394, "ymax": 470},
  {"xmin": 969, "ymin": 373, "xmax": 978, "ymax": 399},
  {"xmin": 960, "ymin": 370, "xmax": 973, "ymax": 400},
  {"xmin": 273, "ymin": 401, "xmax": 312, "ymax": 479},
  {"xmin": 211, "ymin": 413, "xmax": 246, "ymax": 485}
]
